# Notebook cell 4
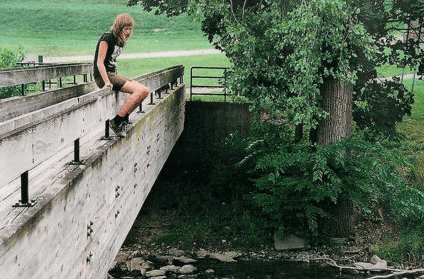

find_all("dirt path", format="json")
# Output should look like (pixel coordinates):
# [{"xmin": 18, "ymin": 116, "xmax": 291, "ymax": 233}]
[{"xmin": 43, "ymin": 49, "xmax": 222, "ymax": 63}]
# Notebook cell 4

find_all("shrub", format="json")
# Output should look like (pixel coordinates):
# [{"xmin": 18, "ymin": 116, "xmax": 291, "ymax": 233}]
[
  {"xmin": 0, "ymin": 44, "xmax": 25, "ymax": 99},
  {"xmin": 217, "ymin": 122, "xmax": 422, "ymax": 244}
]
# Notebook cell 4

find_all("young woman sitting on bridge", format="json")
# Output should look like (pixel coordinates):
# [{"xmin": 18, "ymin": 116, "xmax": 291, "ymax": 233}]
[{"xmin": 93, "ymin": 14, "xmax": 150, "ymax": 137}]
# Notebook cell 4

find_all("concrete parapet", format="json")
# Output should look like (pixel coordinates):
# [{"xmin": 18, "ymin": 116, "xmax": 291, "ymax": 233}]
[
  {"xmin": 0, "ymin": 63, "xmax": 93, "ymax": 88},
  {"xmin": 0, "ymin": 82, "xmax": 98, "ymax": 122}
]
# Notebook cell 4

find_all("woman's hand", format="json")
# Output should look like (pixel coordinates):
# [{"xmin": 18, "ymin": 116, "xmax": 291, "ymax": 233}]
[{"xmin": 105, "ymin": 82, "xmax": 113, "ymax": 90}]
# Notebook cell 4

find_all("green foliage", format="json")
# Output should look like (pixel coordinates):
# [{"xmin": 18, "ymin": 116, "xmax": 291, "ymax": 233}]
[
  {"xmin": 372, "ymin": 230, "xmax": 424, "ymax": 268},
  {"xmin": 187, "ymin": 0, "xmax": 419, "ymax": 138},
  {"xmin": 128, "ymin": 0, "xmax": 189, "ymax": 17},
  {"xmin": 350, "ymin": 0, "xmax": 422, "ymax": 139},
  {"xmin": 130, "ymin": 0, "xmax": 421, "ymax": 139},
  {"xmin": 188, "ymin": 0, "xmax": 374, "ymax": 130},
  {"xmin": 130, "ymin": 0, "xmax": 420, "ymax": 138},
  {"xmin": 156, "ymin": 200, "xmax": 269, "ymax": 248},
  {"xmin": 0, "ymin": 44, "xmax": 24, "ymax": 68},
  {"xmin": 181, "ymin": 121, "xmax": 420, "ymax": 245},
  {"xmin": 353, "ymin": 78, "xmax": 414, "ymax": 140},
  {"xmin": 247, "ymin": 135, "xmax": 406, "ymax": 241},
  {"xmin": 210, "ymin": 120, "xmax": 418, "ymax": 243},
  {"xmin": 0, "ymin": 44, "xmax": 25, "ymax": 99}
]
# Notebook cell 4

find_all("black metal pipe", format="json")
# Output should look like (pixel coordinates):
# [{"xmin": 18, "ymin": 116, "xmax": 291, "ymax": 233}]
[
  {"xmin": 21, "ymin": 171, "xmax": 29, "ymax": 204},
  {"xmin": 74, "ymin": 138, "xmax": 80, "ymax": 163},
  {"xmin": 105, "ymin": 120, "xmax": 110, "ymax": 138},
  {"xmin": 149, "ymin": 92, "xmax": 155, "ymax": 105}
]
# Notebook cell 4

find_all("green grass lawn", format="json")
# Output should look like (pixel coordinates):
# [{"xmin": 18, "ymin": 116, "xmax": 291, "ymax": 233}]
[
  {"xmin": 1, "ymin": 0, "xmax": 212, "ymax": 57},
  {"xmin": 377, "ymin": 64, "xmax": 414, "ymax": 78},
  {"xmin": 397, "ymin": 79, "xmax": 424, "ymax": 142},
  {"xmin": 396, "ymin": 78, "xmax": 424, "ymax": 186},
  {"xmin": 1, "ymin": 0, "xmax": 231, "ymax": 98}
]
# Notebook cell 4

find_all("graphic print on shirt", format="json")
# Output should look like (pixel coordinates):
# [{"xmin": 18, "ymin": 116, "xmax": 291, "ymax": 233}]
[{"xmin": 110, "ymin": 45, "xmax": 123, "ymax": 69}]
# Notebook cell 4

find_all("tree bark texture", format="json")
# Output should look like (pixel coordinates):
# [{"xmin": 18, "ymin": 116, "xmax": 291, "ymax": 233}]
[
  {"xmin": 317, "ymin": 79, "xmax": 353, "ymax": 146},
  {"xmin": 318, "ymin": 78, "xmax": 354, "ymax": 237},
  {"xmin": 327, "ymin": 197, "xmax": 355, "ymax": 238}
]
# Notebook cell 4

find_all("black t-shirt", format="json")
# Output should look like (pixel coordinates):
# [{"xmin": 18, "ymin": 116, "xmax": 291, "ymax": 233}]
[{"xmin": 93, "ymin": 32, "xmax": 124, "ymax": 78}]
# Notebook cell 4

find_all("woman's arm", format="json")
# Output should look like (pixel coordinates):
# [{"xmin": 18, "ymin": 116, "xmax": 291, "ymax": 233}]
[{"xmin": 97, "ymin": 41, "xmax": 112, "ymax": 89}]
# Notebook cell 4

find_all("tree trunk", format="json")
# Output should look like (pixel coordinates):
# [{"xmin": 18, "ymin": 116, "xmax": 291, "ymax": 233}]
[
  {"xmin": 317, "ymin": 78, "xmax": 353, "ymax": 145},
  {"xmin": 295, "ymin": 123, "xmax": 303, "ymax": 143},
  {"xmin": 317, "ymin": 78, "xmax": 354, "ymax": 237}
]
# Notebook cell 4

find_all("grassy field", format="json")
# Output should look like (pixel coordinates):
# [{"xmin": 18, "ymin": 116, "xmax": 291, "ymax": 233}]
[
  {"xmin": 396, "ymin": 78, "xmax": 424, "ymax": 187},
  {"xmin": 398, "ymin": 79, "xmax": 424, "ymax": 141},
  {"xmin": 1, "ymin": 0, "xmax": 212, "ymax": 56}
]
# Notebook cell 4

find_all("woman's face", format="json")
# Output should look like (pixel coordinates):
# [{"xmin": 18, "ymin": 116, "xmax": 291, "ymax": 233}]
[{"xmin": 121, "ymin": 26, "xmax": 133, "ymax": 42}]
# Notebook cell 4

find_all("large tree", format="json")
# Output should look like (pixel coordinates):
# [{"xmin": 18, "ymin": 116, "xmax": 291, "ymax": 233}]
[
  {"xmin": 130, "ymin": 0, "xmax": 419, "ymax": 139},
  {"xmin": 130, "ymin": 0, "xmax": 422, "ymax": 237}
]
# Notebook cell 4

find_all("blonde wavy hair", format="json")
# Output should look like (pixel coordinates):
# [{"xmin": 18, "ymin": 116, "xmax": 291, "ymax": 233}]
[{"xmin": 110, "ymin": 14, "xmax": 134, "ymax": 43}]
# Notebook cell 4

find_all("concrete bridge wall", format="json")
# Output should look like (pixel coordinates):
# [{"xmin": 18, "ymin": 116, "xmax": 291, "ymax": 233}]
[
  {"xmin": 0, "ymin": 82, "xmax": 98, "ymax": 122},
  {"xmin": 0, "ymin": 66, "xmax": 185, "ymax": 279}
]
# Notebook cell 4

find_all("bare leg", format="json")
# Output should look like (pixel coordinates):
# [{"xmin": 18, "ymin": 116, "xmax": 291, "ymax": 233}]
[{"xmin": 116, "ymin": 80, "xmax": 149, "ymax": 117}]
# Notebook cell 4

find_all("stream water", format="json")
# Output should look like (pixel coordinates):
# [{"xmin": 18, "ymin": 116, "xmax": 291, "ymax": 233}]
[
  {"xmin": 111, "ymin": 258, "xmax": 370, "ymax": 279},
  {"xmin": 195, "ymin": 259, "xmax": 368, "ymax": 279}
]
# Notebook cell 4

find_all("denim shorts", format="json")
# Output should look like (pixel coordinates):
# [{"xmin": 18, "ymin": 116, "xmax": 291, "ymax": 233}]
[{"xmin": 94, "ymin": 72, "xmax": 131, "ymax": 91}]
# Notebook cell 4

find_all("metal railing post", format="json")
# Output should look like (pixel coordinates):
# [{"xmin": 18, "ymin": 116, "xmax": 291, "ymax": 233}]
[
  {"xmin": 137, "ymin": 102, "xmax": 145, "ymax": 113},
  {"xmin": 70, "ymin": 138, "xmax": 84, "ymax": 164},
  {"xmin": 13, "ymin": 171, "xmax": 36, "ymax": 207},
  {"xmin": 100, "ymin": 120, "xmax": 111, "ymax": 140},
  {"xmin": 21, "ymin": 171, "xmax": 29, "ymax": 204},
  {"xmin": 74, "ymin": 138, "xmax": 80, "ymax": 163},
  {"xmin": 148, "ymin": 92, "xmax": 155, "ymax": 105}
]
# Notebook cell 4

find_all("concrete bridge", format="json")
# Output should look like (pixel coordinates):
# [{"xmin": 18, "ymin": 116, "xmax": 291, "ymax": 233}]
[{"xmin": 0, "ymin": 63, "xmax": 186, "ymax": 279}]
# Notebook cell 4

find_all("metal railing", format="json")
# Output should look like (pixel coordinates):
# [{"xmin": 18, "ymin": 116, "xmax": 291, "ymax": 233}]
[
  {"xmin": 0, "ymin": 55, "xmax": 93, "ymax": 96},
  {"xmin": 190, "ymin": 66, "xmax": 228, "ymax": 101}
]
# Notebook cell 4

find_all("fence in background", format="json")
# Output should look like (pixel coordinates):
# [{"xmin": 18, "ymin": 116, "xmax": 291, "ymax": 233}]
[{"xmin": 190, "ymin": 66, "xmax": 228, "ymax": 101}]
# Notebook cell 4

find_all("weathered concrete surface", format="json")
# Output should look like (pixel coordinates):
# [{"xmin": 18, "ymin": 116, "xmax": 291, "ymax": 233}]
[
  {"xmin": 0, "ymin": 82, "xmax": 98, "ymax": 122},
  {"xmin": 0, "ymin": 63, "xmax": 92, "ymax": 87},
  {"xmin": 0, "ymin": 84, "xmax": 186, "ymax": 279},
  {"xmin": 0, "ymin": 86, "xmax": 122, "ymax": 188}
]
